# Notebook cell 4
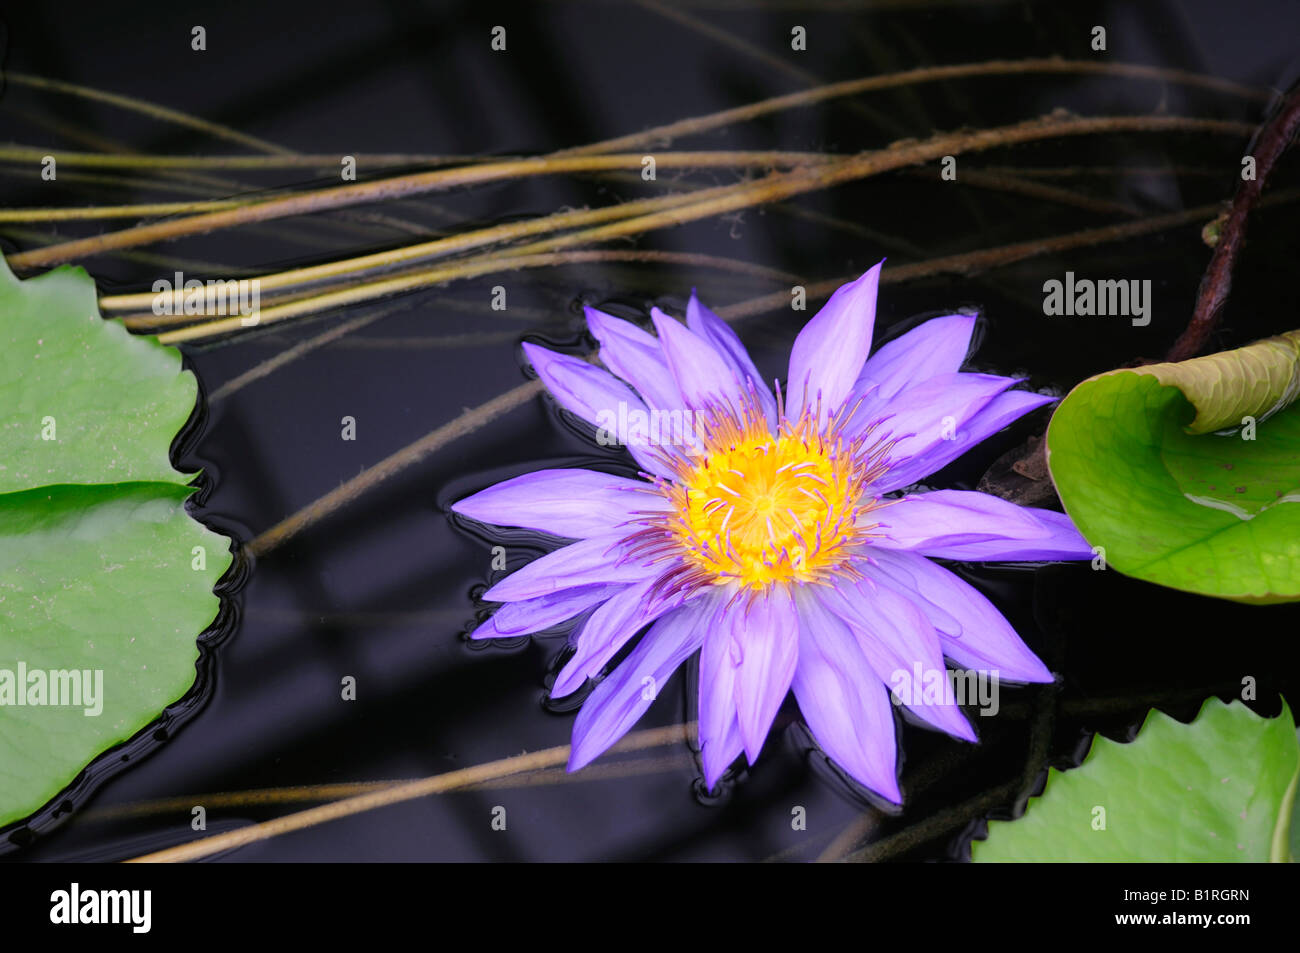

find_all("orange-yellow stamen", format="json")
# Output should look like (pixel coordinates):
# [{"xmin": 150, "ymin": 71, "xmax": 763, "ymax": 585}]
[{"xmin": 628, "ymin": 390, "xmax": 892, "ymax": 596}]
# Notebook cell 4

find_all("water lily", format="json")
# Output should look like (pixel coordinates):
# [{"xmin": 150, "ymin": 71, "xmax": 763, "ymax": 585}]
[{"xmin": 452, "ymin": 261, "xmax": 1092, "ymax": 802}]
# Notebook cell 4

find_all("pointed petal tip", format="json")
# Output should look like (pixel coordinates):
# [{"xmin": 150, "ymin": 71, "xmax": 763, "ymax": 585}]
[
  {"xmin": 519, "ymin": 339, "xmax": 566, "ymax": 373},
  {"xmin": 449, "ymin": 494, "xmax": 492, "ymax": 526},
  {"xmin": 468, "ymin": 618, "xmax": 502, "ymax": 639},
  {"xmin": 685, "ymin": 289, "xmax": 711, "ymax": 323},
  {"xmin": 948, "ymin": 715, "xmax": 978, "ymax": 743},
  {"xmin": 823, "ymin": 745, "xmax": 902, "ymax": 804},
  {"xmin": 837, "ymin": 259, "xmax": 885, "ymax": 299},
  {"xmin": 550, "ymin": 669, "xmax": 585, "ymax": 700},
  {"xmin": 648, "ymin": 306, "xmax": 676, "ymax": 335},
  {"xmin": 582, "ymin": 304, "xmax": 618, "ymax": 337},
  {"xmin": 1009, "ymin": 657, "xmax": 1056, "ymax": 685},
  {"xmin": 566, "ymin": 743, "xmax": 595, "ymax": 774},
  {"xmin": 701, "ymin": 751, "xmax": 731, "ymax": 790},
  {"xmin": 848, "ymin": 258, "xmax": 885, "ymax": 289},
  {"xmin": 698, "ymin": 715, "xmax": 744, "ymax": 791},
  {"xmin": 875, "ymin": 777, "xmax": 904, "ymax": 804},
  {"xmin": 840, "ymin": 755, "xmax": 902, "ymax": 804}
]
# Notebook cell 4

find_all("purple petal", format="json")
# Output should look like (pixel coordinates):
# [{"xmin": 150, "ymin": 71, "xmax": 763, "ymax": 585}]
[
  {"xmin": 470, "ymin": 584, "xmax": 624, "ymax": 639},
  {"xmin": 686, "ymin": 292, "xmax": 777, "ymax": 424},
  {"xmin": 551, "ymin": 577, "xmax": 683, "ymax": 697},
  {"xmin": 865, "ymin": 549, "xmax": 1053, "ymax": 683},
  {"xmin": 452, "ymin": 468, "xmax": 665, "ymax": 539},
  {"xmin": 924, "ymin": 508, "xmax": 1092, "ymax": 562},
  {"xmin": 584, "ymin": 307, "xmax": 684, "ymax": 413},
  {"xmin": 853, "ymin": 313, "xmax": 976, "ymax": 402},
  {"xmin": 730, "ymin": 586, "xmax": 800, "ymax": 762},
  {"xmin": 853, "ymin": 370, "xmax": 1014, "ymax": 454},
  {"xmin": 521, "ymin": 342, "xmax": 673, "ymax": 476},
  {"xmin": 567, "ymin": 600, "xmax": 708, "ymax": 772},
  {"xmin": 791, "ymin": 589, "xmax": 901, "ymax": 801},
  {"xmin": 871, "ymin": 489, "xmax": 1094, "ymax": 561},
  {"xmin": 785, "ymin": 262, "xmax": 881, "ymax": 424},
  {"xmin": 650, "ymin": 307, "xmax": 745, "ymax": 413},
  {"xmin": 701, "ymin": 711, "xmax": 745, "ymax": 790},
  {"xmin": 821, "ymin": 577, "xmax": 976, "ymax": 742},
  {"xmin": 872, "ymin": 388, "xmax": 1054, "ymax": 493},
  {"xmin": 860, "ymin": 553, "xmax": 964, "ymax": 635},
  {"xmin": 698, "ymin": 597, "xmax": 742, "ymax": 785},
  {"xmin": 483, "ymin": 534, "xmax": 652, "ymax": 602},
  {"xmin": 872, "ymin": 489, "xmax": 1049, "ymax": 548}
]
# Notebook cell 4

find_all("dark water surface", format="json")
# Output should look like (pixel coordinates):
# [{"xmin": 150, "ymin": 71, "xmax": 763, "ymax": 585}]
[{"xmin": 3, "ymin": 0, "xmax": 1300, "ymax": 861}]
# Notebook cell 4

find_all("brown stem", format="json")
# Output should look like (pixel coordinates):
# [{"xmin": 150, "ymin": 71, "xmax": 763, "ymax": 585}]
[
  {"xmin": 4, "ymin": 152, "xmax": 830, "ymax": 271},
  {"xmin": 118, "ymin": 116, "xmax": 1257, "ymax": 344},
  {"xmin": 3, "ymin": 72, "xmax": 294, "ymax": 156},
  {"xmin": 1165, "ymin": 83, "xmax": 1300, "ymax": 362},
  {"xmin": 12, "ymin": 116, "xmax": 1252, "ymax": 274},
  {"xmin": 123, "ymin": 722, "xmax": 694, "ymax": 862},
  {"xmin": 555, "ymin": 58, "xmax": 1269, "ymax": 158}
]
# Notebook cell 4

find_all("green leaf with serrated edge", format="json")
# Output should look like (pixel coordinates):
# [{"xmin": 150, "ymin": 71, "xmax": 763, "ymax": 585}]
[
  {"xmin": 1046, "ymin": 331, "xmax": 1300, "ymax": 604},
  {"xmin": 972, "ymin": 699, "xmax": 1299, "ymax": 862},
  {"xmin": 0, "ymin": 255, "xmax": 231, "ymax": 829}
]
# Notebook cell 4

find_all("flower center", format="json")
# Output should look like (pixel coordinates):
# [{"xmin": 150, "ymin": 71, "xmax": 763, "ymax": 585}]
[
  {"xmin": 633, "ymin": 393, "xmax": 891, "ymax": 594},
  {"xmin": 677, "ymin": 432, "xmax": 857, "ymax": 587}
]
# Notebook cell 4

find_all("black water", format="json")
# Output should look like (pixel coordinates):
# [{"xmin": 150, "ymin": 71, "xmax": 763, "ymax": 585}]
[{"xmin": 2, "ymin": 0, "xmax": 1300, "ymax": 861}]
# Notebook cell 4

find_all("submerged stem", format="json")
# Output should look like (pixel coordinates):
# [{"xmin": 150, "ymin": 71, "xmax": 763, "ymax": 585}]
[
  {"xmin": 126, "ymin": 115, "xmax": 1254, "ymax": 341},
  {"xmin": 13, "ymin": 116, "xmax": 1252, "ymax": 274},
  {"xmin": 7, "ymin": 152, "xmax": 830, "ymax": 271},
  {"xmin": 555, "ymin": 58, "xmax": 1269, "ymax": 157},
  {"xmin": 124, "ymin": 723, "xmax": 694, "ymax": 862},
  {"xmin": 3, "ymin": 72, "xmax": 294, "ymax": 155}
]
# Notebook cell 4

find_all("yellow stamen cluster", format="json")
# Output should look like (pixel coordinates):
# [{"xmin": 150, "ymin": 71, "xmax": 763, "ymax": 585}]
[{"xmin": 629, "ymin": 393, "xmax": 892, "ymax": 596}]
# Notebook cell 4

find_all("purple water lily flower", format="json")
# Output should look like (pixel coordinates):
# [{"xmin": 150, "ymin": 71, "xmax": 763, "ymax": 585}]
[{"xmin": 452, "ymin": 261, "xmax": 1092, "ymax": 803}]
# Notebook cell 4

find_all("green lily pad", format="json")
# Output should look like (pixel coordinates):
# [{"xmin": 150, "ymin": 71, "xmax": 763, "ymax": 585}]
[
  {"xmin": 1046, "ymin": 331, "xmax": 1300, "ymax": 603},
  {"xmin": 973, "ymin": 699, "xmax": 1299, "ymax": 862},
  {"xmin": 0, "ymin": 262, "xmax": 197, "ymax": 492},
  {"xmin": 0, "ymin": 256, "xmax": 231, "ymax": 830}
]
